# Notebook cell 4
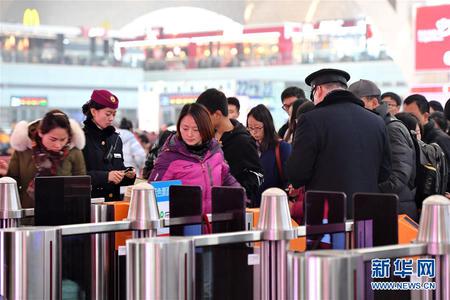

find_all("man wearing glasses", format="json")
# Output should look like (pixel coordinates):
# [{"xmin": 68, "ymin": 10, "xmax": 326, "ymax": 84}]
[
  {"xmin": 287, "ymin": 68, "xmax": 391, "ymax": 218},
  {"xmin": 381, "ymin": 92, "xmax": 402, "ymax": 115},
  {"xmin": 278, "ymin": 86, "xmax": 306, "ymax": 138}
]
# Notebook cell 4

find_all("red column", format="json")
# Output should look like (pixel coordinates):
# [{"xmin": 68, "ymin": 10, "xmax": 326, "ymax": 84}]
[
  {"xmin": 187, "ymin": 42, "xmax": 197, "ymax": 69},
  {"xmin": 278, "ymin": 35, "xmax": 293, "ymax": 65}
]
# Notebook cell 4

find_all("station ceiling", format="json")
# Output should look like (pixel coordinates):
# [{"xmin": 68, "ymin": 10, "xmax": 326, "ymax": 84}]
[{"xmin": 0, "ymin": 0, "xmax": 368, "ymax": 29}]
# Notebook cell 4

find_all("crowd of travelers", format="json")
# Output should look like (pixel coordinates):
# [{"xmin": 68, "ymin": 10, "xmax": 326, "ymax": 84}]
[{"xmin": 1, "ymin": 67, "xmax": 450, "ymax": 224}]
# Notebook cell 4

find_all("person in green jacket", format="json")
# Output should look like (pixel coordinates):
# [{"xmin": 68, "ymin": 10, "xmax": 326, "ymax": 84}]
[{"xmin": 6, "ymin": 109, "xmax": 86, "ymax": 208}]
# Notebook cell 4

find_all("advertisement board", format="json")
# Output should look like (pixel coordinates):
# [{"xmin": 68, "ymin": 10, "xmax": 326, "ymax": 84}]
[{"xmin": 415, "ymin": 4, "xmax": 450, "ymax": 70}]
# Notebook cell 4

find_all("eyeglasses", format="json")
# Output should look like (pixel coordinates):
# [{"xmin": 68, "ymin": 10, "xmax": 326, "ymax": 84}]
[
  {"xmin": 247, "ymin": 126, "xmax": 264, "ymax": 132},
  {"xmin": 384, "ymin": 102, "xmax": 398, "ymax": 108},
  {"xmin": 282, "ymin": 104, "xmax": 291, "ymax": 112}
]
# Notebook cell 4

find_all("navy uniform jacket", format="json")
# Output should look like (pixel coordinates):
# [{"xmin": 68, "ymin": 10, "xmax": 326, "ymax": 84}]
[
  {"xmin": 82, "ymin": 119, "xmax": 135, "ymax": 201},
  {"xmin": 287, "ymin": 90, "xmax": 391, "ymax": 218}
]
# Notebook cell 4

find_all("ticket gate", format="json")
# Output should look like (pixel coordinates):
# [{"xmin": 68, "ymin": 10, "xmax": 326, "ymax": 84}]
[{"xmin": 1, "ymin": 177, "xmax": 447, "ymax": 300}]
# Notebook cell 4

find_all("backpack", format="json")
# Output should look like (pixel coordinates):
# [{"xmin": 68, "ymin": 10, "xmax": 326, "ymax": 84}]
[
  {"xmin": 413, "ymin": 138, "xmax": 448, "ymax": 207},
  {"xmin": 142, "ymin": 130, "xmax": 175, "ymax": 179},
  {"xmin": 388, "ymin": 120, "xmax": 448, "ymax": 207},
  {"xmin": 142, "ymin": 144, "xmax": 159, "ymax": 179}
]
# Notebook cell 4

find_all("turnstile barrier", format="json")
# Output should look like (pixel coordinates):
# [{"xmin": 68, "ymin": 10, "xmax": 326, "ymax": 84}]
[
  {"xmin": 127, "ymin": 237, "xmax": 195, "ymax": 300},
  {"xmin": 0, "ymin": 227, "xmax": 61, "ymax": 299},
  {"xmin": 2, "ymin": 184, "xmax": 445, "ymax": 300},
  {"xmin": 292, "ymin": 195, "xmax": 450, "ymax": 300}
]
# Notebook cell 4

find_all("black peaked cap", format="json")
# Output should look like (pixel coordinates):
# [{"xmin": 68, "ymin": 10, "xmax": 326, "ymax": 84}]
[{"xmin": 305, "ymin": 68, "xmax": 351, "ymax": 87}]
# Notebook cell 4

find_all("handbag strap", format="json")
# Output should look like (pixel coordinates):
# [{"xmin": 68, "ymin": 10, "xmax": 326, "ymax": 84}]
[
  {"xmin": 202, "ymin": 213, "xmax": 212, "ymax": 234},
  {"xmin": 275, "ymin": 142, "xmax": 284, "ymax": 181}
]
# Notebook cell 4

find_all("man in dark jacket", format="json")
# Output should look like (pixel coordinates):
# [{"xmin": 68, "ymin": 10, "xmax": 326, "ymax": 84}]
[
  {"xmin": 403, "ymin": 94, "xmax": 450, "ymax": 191},
  {"xmin": 197, "ymin": 88, "xmax": 264, "ymax": 206},
  {"xmin": 278, "ymin": 86, "xmax": 306, "ymax": 138},
  {"xmin": 287, "ymin": 69, "xmax": 391, "ymax": 218},
  {"xmin": 349, "ymin": 79, "xmax": 417, "ymax": 221}
]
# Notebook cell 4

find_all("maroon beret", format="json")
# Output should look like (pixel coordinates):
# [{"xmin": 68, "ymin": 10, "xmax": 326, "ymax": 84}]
[{"xmin": 90, "ymin": 89, "xmax": 119, "ymax": 109}]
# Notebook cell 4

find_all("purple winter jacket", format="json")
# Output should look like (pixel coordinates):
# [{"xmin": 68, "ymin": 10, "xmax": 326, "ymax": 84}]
[{"xmin": 148, "ymin": 135, "xmax": 240, "ymax": 213}]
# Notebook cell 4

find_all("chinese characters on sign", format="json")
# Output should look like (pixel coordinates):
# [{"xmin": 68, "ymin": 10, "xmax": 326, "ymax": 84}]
[
  {"xmin": 371, "ymin": 258, "xmax": 435, "ymax": 279},
  {"xmin": 371, "ymin": 258, "xmax": 436, "ymax": 291},
  {"xmin": 415, "ymin": 4, "xmax": 450, "ymax": 70}
]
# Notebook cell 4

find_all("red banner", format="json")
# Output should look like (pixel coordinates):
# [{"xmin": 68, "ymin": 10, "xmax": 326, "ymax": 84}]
[{"xmin": 415, "ymin": 4, "xmax": 450, "ymax": 71}]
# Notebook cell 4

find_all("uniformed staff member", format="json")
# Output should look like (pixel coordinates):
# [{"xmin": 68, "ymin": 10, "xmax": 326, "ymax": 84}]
[
  {"xmin": 287, "ymin": 69, "xmax": 391, "ymax": 218},
  {"xmin": 82, "ymin": 90, "xmax": 136, "ymax": 201}
]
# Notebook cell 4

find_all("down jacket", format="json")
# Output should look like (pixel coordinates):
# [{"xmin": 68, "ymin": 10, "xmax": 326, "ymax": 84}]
[
  {"xmin": 375, "ymin": 103, "xmax": 417, "ymax": 221},
  {"xmin": 148, "ymin": 135, "xmax": 240, "ymax": 214},
  {"xmin": 7, "ymin": 119, "xmax": 86, "ymax": 208}
]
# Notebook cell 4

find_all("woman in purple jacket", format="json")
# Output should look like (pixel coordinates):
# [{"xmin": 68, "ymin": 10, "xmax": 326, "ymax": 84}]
[{"xmin": 149, "ymin": 103, "xmax": 240, "ymax": 214}]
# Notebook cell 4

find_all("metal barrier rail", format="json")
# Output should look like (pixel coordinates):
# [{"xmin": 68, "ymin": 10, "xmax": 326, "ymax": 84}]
[
  {"xmin": 58, "ymin": 220, "xmax": 354, "ymax": 241},
  {"xmin": 289, "ymin": 242, "xmax": 444, "ymax": 300},
  {"xmin": 356, "ymin": 242, "xmax": 428, "ymax": 261},
  {"xmin": 60, "ymin": 220, "xmax": 133, "ymax": 236},
  {"xmin": 3, "ymin": 185, "xmax": 448, "ymax": 300},
  {"xmin": 192, "ymin": 230, "xmax": 263, "ymax": 247},
  {"xmin": 20, "ymin": 208, "xmax": 236, "ymax": 223},
  {"xmin": 287, "ymin": 195, "xmax": 450, "ymax": 300},
  {"xmin": 17, "ymin": 208, "xmax": 354, "ymax": 236}
]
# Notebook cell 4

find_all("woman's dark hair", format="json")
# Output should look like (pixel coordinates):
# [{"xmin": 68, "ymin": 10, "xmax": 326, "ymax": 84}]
[
  {"xmin": 296, "ymin": 101, "xmax": 315, "ymax": 118},
  {"xmin": 120, "ymin": 118, "xmax": 133, "ymax": 131},
  {"xmin": 395, "ymin": 112, "xmax": 423, "ymax": 137},
  {"xmin": 429, "ymin": 100, "xmax": 444, "ymax": 112},
  {"xmin": 284, "ymin": 98, "xmax": 308, "ymax": 142},
  {"xmin": 176, "ymin": 103, "xmax": 215, "ymax": 143},
  {"xmin": 138, "ymin": 133, "xmax": 150, "ymax": 145},
  {"xmin": 444, "ymin": 97, "xmax": 450, "ymax": 121},
  {"xmin": 247, "ymin": 104, "xmax": 278, "ymax": 152},
  {"xmin": 82, "ymin": 100, "xmax": 107, "ymax": 120},
  {"xmin": 430, "ymin": 111, "xmax": 448, "ymax": 132},
  {"xmin": 39, "ymin": 109, "xmax": 72, "ymax": 137},
  {"xmin": 290, "ymin": 101, "xmax": 315, "ymax": 144}
]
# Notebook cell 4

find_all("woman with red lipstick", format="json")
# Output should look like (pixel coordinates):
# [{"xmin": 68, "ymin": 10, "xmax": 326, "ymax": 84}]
[
  {"xmin": 6, "ymin": 109, "xmax": 86, "ymax": 208},
  {"xmin": 82, "ymin": 90, "xmax": 136, "ymax": 201}
]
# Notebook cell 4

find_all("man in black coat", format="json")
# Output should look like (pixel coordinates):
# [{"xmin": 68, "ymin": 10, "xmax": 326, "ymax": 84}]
[
  {"xmin": 197, "ymin": 88, "xmax": 264, "ymax": 207},
  {"xmin": 349, "ymin": 79, "xmax": 417, "ymax": 221},
  {"xmin": 287, "ymin": 69, "xmax": 391, "ymax": 218},
  {"xmin": 403, "ymin": 94, "xmax": 450, "ymax": 191}
]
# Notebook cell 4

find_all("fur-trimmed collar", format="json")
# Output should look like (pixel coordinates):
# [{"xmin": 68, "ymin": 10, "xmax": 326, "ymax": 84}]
[
  {"xmin": 10, "ymin": 119, "xmax": 86, "ymax": 151},
  {"xmin": 316, "ymin": 89, "xmax": 365, "ymax": 108}
]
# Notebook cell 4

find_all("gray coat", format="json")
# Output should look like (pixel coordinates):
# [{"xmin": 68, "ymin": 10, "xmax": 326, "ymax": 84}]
[{"xmin": 375, "ymin": 103, "xmax": 417, "ymax": 221}]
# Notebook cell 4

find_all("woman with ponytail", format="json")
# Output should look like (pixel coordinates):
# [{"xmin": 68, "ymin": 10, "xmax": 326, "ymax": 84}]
[{"xmin": 82, "ymin": 89, "xmax": 136, "ymax": 201}]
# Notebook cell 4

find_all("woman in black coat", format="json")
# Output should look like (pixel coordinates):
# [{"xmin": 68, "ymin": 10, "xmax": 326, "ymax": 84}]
[{"xmin": 82, "ymin": 89, "xmax": 136, "ymax": 201}]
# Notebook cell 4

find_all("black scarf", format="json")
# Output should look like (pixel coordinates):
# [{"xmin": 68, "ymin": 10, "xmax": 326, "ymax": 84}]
[{"xmin": 184, "ymin": 140, "xmax": 210, "ymax": 158}]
